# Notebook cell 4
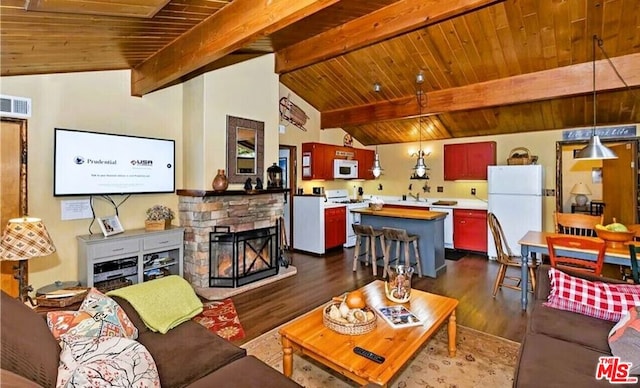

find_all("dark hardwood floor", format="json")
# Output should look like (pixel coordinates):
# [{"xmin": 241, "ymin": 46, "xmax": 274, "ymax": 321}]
[{"xmin": 232, "ymin": 248, "xmax": 532, "ymax": 345}]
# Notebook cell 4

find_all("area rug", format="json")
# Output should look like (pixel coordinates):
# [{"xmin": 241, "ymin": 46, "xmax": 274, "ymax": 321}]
[
  {"xmin": 192, "ymin": 298, "xmax": 246, "ymax": 341},
  {"xmin": 242, "ymin": 323, "xmax": 520, "ymax": 387},
  {"xmin": 195, "ymin": 265, "xmax": 297, "ymax": 300}
]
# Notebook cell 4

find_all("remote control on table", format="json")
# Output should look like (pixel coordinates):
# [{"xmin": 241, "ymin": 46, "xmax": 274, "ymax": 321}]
[{"xmin": 353, "ymin": 346, "xmax": 385, "ymax": 364}]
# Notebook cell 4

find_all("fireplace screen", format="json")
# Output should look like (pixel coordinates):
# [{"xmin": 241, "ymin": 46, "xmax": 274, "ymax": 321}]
[{"xmin": 209, "ymin": 225, "xmax": 279, "ymax": 287}]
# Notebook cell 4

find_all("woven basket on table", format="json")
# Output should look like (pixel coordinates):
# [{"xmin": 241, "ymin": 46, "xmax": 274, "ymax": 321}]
[
  {"xmin": 507, "ymin": 147, "xmax": 538, "ymax": 165},
  {"xmin": 369, "ymin": 203, "xmax": 383, "ymax": 211},
  {"xmin": 322, "ymin": 303, "xmax": 376, "ymax": 335}
]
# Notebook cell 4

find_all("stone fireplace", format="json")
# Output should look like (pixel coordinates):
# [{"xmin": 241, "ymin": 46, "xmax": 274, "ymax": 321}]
[{"xmin": 177, "ymin": 189, "xmax": 286, "ymax": 289}]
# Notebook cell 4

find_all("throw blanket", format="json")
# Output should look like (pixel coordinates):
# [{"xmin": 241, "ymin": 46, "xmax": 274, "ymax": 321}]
[{"xmin": 108, "ymin": 275, "xmax": 203, "ymax": 334}]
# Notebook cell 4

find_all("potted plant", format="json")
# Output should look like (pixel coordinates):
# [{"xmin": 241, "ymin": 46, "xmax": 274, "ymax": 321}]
[{"xmin": 145, "ymin": 205, "xmax": 175, "ymax": 231}]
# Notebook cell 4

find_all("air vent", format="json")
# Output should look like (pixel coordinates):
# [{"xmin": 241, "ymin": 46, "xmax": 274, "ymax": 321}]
[{"xmin": 0, "ymin": 95, "xmax": 31, "ymax": 119}]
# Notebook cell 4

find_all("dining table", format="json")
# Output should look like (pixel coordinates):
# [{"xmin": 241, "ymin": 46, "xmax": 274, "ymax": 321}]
[{"xmin": 517, "ymin": 231, "xmax": 633, "ymax": 311}]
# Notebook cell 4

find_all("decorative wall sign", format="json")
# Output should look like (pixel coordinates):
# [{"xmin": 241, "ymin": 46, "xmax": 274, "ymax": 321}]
[
  {"xmin": 562, "ymin": 125, "xmax": 636, "ymax": 141},
  {"xmin": 343, "ymin": 134, "xmax": 353, "ymax": 147},
  {"xmin": 279, "ymin": 95, "xmax": 309, "ymax": 131}
]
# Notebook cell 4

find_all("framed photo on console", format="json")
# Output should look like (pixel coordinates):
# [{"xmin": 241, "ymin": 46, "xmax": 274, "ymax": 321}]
[{"xmin": 98, "ymin": 215, "xmax": 124, "ymax": 237}]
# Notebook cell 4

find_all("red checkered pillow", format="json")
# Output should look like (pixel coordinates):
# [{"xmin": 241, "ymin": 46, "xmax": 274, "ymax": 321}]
[{"xmin": 544, "ymin": 267, "xmax": 640, "ymax": 321}]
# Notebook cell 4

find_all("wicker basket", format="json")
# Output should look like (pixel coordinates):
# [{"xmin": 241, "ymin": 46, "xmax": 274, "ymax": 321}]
[
  {"xmin": 507, "ymin": 147, "xmax": 538, "ymax": 165},
  {"xmin": 369, "ymin": 203, "xmax": 383, "ymax": 211},
  {"xmin": 323, "ymin": 303, "xmax": 376, "ymax": 335},
  {"xmin": 36, "ymin": 287, "xmax": 89, "ymax": 307}
]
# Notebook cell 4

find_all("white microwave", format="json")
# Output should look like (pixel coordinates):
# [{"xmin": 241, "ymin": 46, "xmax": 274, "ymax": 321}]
[{"xmin": 333, "ymin": 159, "xmax": 358, "ymax": 179}]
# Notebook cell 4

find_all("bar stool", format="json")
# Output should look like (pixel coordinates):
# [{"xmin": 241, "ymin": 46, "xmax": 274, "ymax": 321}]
[
  {"xmin": 382, "ymin": 227, "xmax": 423, "ymax": 278},
  {"xmin": 352, "ymin": 224, "xmax": 386, "ymax": 277}
]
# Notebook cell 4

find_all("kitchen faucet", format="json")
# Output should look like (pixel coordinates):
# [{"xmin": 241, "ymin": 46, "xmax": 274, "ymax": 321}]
[{"xmin": 408, "ymin": 192, "xmax": 420, "ymax": 201}]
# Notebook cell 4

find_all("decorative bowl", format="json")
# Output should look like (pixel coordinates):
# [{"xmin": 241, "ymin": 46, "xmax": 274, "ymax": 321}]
[{"xmin": 595, "ymin": 228, "xmax": 635, "ymax": 248}]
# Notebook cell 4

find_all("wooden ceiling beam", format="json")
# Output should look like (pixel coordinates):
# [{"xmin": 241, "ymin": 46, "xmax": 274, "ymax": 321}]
[
  {"xmin": 131, "ymin": 0, "xmax": 341, "ymax": 96},
  {"xmin": 275, "ymin": 0, "xmax": 503, "ymax": 74},
  {"xmin": 321, "ymin": 53, "xmax": 640, "ymax": 128}
]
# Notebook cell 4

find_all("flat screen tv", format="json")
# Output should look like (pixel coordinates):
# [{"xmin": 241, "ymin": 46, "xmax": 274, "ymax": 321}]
[{"xmin": 54, "ymin": 128, "xmax": 175, "ymax": 196}]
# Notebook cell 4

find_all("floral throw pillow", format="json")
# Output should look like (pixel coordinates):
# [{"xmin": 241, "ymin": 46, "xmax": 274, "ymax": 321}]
[
  {"xmin": 47, "ymin": 288, "xmax": 138, "ymax": 340},
  {"xmin": 608, "ymin": 306, "xmax": 640, "ymax": 375},
  {"xmin": 57, "ymin": 334, "xmax": 159, "ymax": 387},
  {"xmin": 544, "ymin": 267, "xmax": 640, "ymax": 322}
]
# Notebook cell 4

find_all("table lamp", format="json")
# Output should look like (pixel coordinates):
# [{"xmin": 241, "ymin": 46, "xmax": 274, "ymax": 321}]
[
  {"xmin": 0, "ymin": 217, "xmax": 56, "ymax": 304},
  {"xmin": 570, "ymin": 182, "xmax": 591, "ymax": 207}
]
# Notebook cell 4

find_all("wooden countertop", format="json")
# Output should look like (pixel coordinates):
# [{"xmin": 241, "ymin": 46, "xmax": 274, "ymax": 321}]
[{"xmin": 351, "ymin": 207, "xmax": 448, "ymax": 221}]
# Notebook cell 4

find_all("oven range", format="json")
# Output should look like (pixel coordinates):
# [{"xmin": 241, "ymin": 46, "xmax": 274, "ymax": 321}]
[{"xmin": 325, "ymin": 189, "xmax": 369, "ymax": 248}]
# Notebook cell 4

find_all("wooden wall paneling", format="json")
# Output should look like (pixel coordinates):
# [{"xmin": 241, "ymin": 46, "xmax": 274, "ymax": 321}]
[
  {"xmin": 0, "ymin": 119, "xmax": 27, "ymax": 298},
  {"xmin": 602, "ymin": 141, "xmax": 638, "ymax": 225}
]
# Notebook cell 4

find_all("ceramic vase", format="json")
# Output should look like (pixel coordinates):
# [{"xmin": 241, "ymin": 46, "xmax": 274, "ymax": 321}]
[{"xmin": 212, "ymin": 169, "xmax": 229, "ymax": 192}]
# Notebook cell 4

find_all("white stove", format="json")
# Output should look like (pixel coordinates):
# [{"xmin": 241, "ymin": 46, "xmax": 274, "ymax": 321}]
[{"xmin": 325, "ymin": 189, "xmax": 369, "ymax": 248}]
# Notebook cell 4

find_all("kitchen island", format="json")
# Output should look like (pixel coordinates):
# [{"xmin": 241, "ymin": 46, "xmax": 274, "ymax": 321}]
[{"xmin": 351, "ymin": 207, "xmax": 448, "ymax": 278}]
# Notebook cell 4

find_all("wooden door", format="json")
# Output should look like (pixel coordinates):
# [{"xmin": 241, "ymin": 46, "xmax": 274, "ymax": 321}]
[
  {"xmin": 602, "ymin": 141, "xmax": 637, "ymax": 225},
  {"xmin": 1, "ymin": 119, "xmax": 27, "ymax": 297}
]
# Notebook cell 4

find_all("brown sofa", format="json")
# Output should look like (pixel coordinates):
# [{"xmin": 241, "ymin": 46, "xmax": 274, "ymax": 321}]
[
  {"xmin": 0, "ymin": 291, "xmax": 300, "ymax": 388},
  {"xmin": 513, "ymin": 264, "xmax": 637, "ymax": 387}
]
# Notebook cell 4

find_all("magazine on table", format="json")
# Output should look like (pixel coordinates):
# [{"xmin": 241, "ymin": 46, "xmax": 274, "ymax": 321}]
[{"xmin": 374, "ymin": 305, "xmax": 424, "ymax": 328}]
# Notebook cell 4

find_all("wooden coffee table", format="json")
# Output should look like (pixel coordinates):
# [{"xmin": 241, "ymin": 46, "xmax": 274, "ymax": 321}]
[{"xmin": 279, "ymin": 280, "xmax": 458, "ymax": 387}]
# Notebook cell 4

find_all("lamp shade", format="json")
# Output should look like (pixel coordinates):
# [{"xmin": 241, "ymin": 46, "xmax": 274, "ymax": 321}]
[
  {"xmin": 0, "ymin": 217, "xmax": 56, "ymax": 261},
  {"xmin": 570, "ymin": 182, "xmax": 592, "ymax": 196},
  {"xmin": 574, "ymin": 135, "xmax": 617, "ymax": 160}
]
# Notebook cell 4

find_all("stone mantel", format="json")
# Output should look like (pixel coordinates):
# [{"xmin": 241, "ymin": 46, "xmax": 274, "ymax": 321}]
[{"xmin": 177, "ymin": 188, "xmax": 290, "ymax": 197}]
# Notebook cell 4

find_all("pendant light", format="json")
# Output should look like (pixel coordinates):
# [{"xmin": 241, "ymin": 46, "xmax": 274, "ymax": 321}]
[
  {"xmin": 575, "ymin": 35, "xmax": 617, "ymax": 160},
  {"xmin": 413, "ymin": 71, "xmax": 427, "ymax": 177},
  {"xmin": 370, "ymin": 82, "xmax": 384, "ymax": 178},
  {"xmin": 371, "ymin": 149, "xmax": 383, "ymax": 178}
]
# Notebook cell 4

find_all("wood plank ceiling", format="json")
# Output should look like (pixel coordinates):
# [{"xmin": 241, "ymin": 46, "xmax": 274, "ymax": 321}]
[{"xmin": 1, "ymin": 0, "xmax": 639, "ymax": 145}]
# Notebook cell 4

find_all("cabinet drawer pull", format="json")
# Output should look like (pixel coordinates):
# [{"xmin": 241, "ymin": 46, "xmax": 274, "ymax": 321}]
[
  {"xmin": 112, "ymin": 248, "xmax": 124, "ymax": 252},
  {"xmin": 157, "ymin": 240, "xmax": 169, "ymax": 244}
]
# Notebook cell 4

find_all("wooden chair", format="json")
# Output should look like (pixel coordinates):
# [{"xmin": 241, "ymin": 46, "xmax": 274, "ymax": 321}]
[
  {"xmin": 487, "ymin": 212, "xmax": 537, "ymax": 297},
  {"xmin": 546, "ymin": 235, "xmax": 606, "ymax": 276},
  {"xmin": 554, "ymin": 212, "xmax": 603, "ymax": 237},
  {"xmin": 382, "ymin": 227, "xmax": 423, "ymax": 278},
  {"xmin": 352, "ymin": 224, "xmax": 385, "ymax": 277},
  {"xmin": 628, "ymin": 243, "xmax": 640, "ymax": 284}
]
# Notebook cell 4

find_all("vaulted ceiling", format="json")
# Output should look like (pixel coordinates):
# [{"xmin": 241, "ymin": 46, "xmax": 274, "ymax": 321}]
[{"xmin": 1, "ymin": 0, "xmax": 639, "ymax": 145}]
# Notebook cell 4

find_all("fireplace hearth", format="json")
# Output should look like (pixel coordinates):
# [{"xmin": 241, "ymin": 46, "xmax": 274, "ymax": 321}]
[{"xmin": 209, "ymin": 225, "xmax": 279, "ymax": 288}]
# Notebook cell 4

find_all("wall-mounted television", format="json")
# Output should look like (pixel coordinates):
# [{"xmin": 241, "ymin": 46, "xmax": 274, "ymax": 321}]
[{"xmin": 54, "ymin": 128, "xmax": 175, "ymax": 196}]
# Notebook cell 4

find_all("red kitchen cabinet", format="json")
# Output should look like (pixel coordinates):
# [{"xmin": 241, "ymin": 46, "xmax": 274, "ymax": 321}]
[
  {"xmin": 453, "ymin": 209, "xmax": 487, "ymax": 253},
  {"xmin": 302, "ymin": 143, "xmax": 359, "ymax": 180},
  {"xmin": 302, "ymin": 143, "xmax": 333, "ymax": 180},
  {"xmin": 444, "ymin": 141, "xmax": 496, "ymax": 180},
  {"xmin": 324, "ymin": 206, "xmax": 346, "ymax": 249},
  {"xmin": 355, "ymin": 149, "xmax": 375, "ymax": 180}
]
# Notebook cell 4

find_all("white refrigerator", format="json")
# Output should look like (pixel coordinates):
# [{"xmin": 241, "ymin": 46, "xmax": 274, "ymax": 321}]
[{"xmin": 487, "ymin": 165, "xmax": 543, "ymax": 259}]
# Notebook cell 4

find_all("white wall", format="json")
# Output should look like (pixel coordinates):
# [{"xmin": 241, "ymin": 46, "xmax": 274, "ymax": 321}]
[
  {"xmin": 0, "ymin": 56, "xmax": 282, "ymax": 291},
  {"xmin": 0, "ymin": 70, "xmax": 183, "ymax": 290},
  {"xmin": 197, "ymin": 54, "xmax": 280, "ymax": 190}
]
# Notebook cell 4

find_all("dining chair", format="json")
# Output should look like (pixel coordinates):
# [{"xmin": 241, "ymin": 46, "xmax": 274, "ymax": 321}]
[
  {"xmin": 546, "ymin": 235, "xmax": 606, "ymax": 276},
  {"xmin": 554, "ymin": 212, "xmax": 604, "ymax": 237},
  {"xmin": 487, "ymin": 212, "xmax": 537, "ymax": 297},
  {"xmin": 628, "ymin": 243, "xmax": 640, "ymax": 284}
]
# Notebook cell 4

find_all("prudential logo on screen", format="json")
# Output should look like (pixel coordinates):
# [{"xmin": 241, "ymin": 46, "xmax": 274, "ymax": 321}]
[{"xmin": 74, "ymin": 156, "xmax": 85, "ymax": 165}]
